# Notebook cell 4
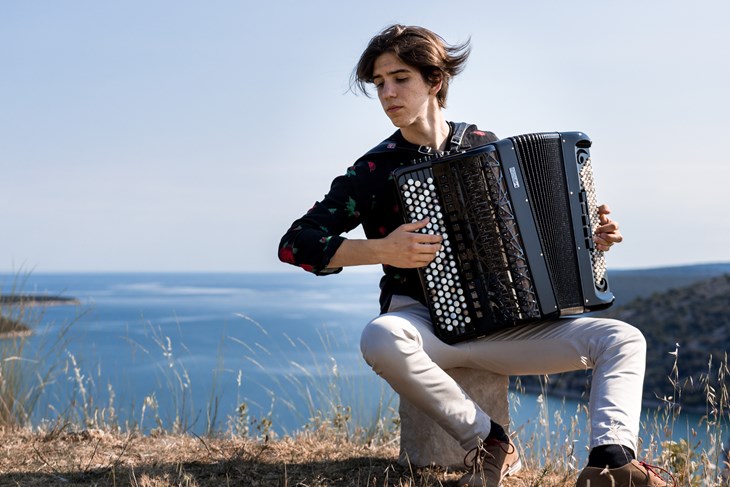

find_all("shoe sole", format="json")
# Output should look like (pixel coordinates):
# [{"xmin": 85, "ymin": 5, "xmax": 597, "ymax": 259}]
[{"xmin": 498, "ymin": 458, "xmax": 523, "ymax": 486}]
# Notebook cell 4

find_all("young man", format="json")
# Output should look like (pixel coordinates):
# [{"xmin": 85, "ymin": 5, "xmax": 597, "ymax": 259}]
[{"xmin": 279, "ymin": 24, "xmax": 672, "ymax": 487}]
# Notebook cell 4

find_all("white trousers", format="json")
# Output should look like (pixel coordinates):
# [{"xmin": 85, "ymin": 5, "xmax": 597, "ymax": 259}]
[{"xmin": 360, "ymin": 295, "xmax": 646, "ymax": 453}]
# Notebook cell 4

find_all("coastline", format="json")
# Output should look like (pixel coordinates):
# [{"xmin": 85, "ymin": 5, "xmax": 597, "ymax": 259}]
[
  {"xmin": 0, "ymin": 295, "xmax": 81, "ymax": 307},
  {"xmin": 0, "ymin": 295, "xmax": 79, "ymax": 338},
  {"xmin": 0, "ymin": 316, "xmax": 32, "ymax": 338}
]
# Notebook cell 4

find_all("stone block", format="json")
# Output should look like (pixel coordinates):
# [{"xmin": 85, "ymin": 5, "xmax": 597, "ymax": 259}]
[{"xmin": 398, "ymin": 368, "xmax": 510, "ymax": 468}]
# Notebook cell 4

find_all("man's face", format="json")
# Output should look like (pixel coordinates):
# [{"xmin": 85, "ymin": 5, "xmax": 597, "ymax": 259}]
[{"xmin": 372, "ymin": 52, "xmax": 438, "ymax": 129}]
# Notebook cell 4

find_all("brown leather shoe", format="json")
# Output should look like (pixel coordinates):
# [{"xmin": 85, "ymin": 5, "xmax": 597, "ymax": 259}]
[
  {"xmin": 575, "ymin": 459, "xmax": 675, "ymax": 486},
  {"xmin": 458, "ymin": 438, "xmax": 521, "ymax": 487}
]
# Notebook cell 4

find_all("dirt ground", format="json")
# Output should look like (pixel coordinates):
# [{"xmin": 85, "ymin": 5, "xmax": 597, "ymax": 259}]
[{"xmin": 0, "ymin": 428, "xmax": 574, "ymax": 486}]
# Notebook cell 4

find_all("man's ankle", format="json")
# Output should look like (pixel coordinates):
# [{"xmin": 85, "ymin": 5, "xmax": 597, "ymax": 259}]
[
  {"xmin": 587, "ymin": 444, "xmax": 635, "ymax": 469},
  {"xmin": 485, "ymin": 420, "xmax": 509, "ymax": 443}
]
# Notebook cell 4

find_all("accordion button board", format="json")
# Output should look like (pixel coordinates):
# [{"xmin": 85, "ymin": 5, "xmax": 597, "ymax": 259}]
[
  {"xmin": 393, "ymin": 131, "xmax": 615, "ymax": 344},
  {"xmin": 400, "ymin": 174, "xmax": 474, "ymax": 334}
]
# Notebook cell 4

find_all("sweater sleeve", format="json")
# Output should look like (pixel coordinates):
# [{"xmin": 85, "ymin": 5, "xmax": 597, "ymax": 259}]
[{"xmin": 277, "ymin": 162, "xmax": 371, "ymax": 276}]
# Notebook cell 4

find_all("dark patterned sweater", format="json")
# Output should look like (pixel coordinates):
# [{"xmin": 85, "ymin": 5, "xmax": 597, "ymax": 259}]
[{"xmin": 278, "ymin": 122, "xmax": 498, "ymax": 313}]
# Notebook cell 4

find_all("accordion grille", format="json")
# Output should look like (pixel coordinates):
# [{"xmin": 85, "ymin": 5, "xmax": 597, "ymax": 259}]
[
  {"xmin": 513, "ymin": 134, "xmax": 583, "ymax": 310},
  {"xmin": 455, "ymin": 154, "xmax": 540, "ymax": 323}
]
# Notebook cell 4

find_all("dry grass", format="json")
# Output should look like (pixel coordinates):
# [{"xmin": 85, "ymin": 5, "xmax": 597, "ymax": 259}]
[{"xmin": 0, "ymin": 427, "xmax": 577, "ymax": 487}]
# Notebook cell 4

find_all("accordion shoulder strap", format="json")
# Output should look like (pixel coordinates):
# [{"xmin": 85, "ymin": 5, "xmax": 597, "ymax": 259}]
[
  {"xmin": 449, "ymin": 122, "xmax": 474, "ymax": 150},
  {"xmin": 362, "ymin": 122, "xmax": 476, "ymax": 158}
]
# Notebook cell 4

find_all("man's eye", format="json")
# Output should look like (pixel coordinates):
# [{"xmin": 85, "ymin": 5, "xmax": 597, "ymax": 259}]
[{"xmin": 396, "ymin": 78, "xmax": 409, "ymax": 83}]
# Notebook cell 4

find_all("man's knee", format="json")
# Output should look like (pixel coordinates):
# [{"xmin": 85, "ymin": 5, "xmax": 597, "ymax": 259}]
[
  {"xmin": 360, "ymin": 315, "xmax": 421, "ymax": 370},
  {"xmin": 607, "ymin": 319, "xmax": 647, "ymax": 355}
]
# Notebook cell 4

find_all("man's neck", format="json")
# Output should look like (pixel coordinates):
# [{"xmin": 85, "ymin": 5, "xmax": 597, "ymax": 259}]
[{"xmin": 400, "ymin": 112, "xmax": 450, "ymax": 152}]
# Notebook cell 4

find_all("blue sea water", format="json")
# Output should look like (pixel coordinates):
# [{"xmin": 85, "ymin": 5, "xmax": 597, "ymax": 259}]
[
  {"xmin": 0, "ymin": 271, "xmax": 388, "ymax": 435},
  {"xmin": 0, "ymin": 272, "xmax": 722, "ymax": 463}
]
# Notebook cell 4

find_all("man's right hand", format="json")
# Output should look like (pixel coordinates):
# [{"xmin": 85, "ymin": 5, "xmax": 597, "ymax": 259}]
[
  {"xmin": 378, "ymin": 218, "xmax": 442, "ymax": 268},
  {"xmin": 325, "ymin": 219, "xmax": 443, "ymax": 270}
]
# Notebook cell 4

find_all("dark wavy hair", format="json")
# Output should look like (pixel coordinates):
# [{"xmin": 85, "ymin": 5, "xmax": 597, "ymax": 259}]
[{"xmin": 352, "ymin": 24, "xmax": 471, "ymax": 108}]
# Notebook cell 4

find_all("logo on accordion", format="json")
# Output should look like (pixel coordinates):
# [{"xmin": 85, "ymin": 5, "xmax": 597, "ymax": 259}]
[{"xmin": 508, "ymin": 166, "xmax": 520, "ymax": 189}]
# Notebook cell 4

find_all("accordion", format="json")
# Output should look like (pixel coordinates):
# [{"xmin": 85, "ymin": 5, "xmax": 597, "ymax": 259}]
[{"xmin": 393, "ymin": 131, "xmax": 614, "ymax": 344}]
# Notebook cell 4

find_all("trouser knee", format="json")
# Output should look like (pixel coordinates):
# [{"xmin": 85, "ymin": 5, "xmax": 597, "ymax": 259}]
[
  {"xmin": 360, "ymin": 315, "xmax": 420, "ymax": 372},
  {"xmin": 615, "ymin": 321, "xmax": 647, "ymax": 354},
  {"xmin": 598, "ymin": 319, "xmax": 647, "ymax": 362}
]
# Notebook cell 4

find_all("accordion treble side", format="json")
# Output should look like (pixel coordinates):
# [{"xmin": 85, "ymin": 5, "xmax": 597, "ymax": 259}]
[{"xmin": 393, "ymin": 131, "xmax": 614, "ymax": 344}]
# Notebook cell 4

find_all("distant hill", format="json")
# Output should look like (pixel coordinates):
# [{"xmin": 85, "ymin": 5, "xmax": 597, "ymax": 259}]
[
  {"xmin": 606, "ymin": 271, "xmax": 730, "ymax": 411},
  {"xmin": 514, "ymin": 263, "xmax": 730, "ymax": 413},
  {"xmin": 609, "ymin": 262, "xmax": 730, "ymax": 306}
]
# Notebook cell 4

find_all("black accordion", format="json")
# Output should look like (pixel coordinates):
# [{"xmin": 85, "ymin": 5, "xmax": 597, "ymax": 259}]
[{"xmin": 393, "ymin": 131, "xmax": 614, "ymax": 344}]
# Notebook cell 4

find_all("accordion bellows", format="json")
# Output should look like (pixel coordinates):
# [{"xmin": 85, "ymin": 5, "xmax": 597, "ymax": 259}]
[{"xmin": 393, "ymin": 132, "xmax": 614, "ymax": 344}]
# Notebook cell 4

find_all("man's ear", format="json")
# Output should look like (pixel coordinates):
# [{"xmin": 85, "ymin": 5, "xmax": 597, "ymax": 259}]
[{"xmin": 429, "ymin": 77, "xmax": 443, "ymax": 96}]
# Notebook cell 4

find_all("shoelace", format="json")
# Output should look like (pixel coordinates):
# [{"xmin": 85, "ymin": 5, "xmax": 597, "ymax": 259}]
[
  {"xmin": 463, "ymin": 438, "xmax": 514, "ymax": 468},
  {"xmin": 639, "ymin": 460, "xmax": 677, "ymax": 486}
]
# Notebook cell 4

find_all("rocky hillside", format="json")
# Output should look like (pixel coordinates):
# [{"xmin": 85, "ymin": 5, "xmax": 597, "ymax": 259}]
[
  {"xmin": 517, "ymin": 272, "xmax": 730, "ymax": 412},
  {"xmin": 607, "ymin": 272, "xmax": 730, "ymax": 410}
]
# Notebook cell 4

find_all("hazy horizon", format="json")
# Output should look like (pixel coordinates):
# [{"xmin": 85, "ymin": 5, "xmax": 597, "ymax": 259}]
[{"xmin": 2, "ymin": 261, "xmax": 729, "ymax": 277}]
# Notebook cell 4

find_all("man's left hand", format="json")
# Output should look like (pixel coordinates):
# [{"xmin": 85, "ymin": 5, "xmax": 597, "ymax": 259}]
[{"xmin": 594, "ymin": 204, "xmax": 623, "ymax": 252}]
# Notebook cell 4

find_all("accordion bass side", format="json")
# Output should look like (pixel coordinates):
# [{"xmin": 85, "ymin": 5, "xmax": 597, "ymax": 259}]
[{"xmin": 393, "ymin": 131, "xmax": 615, "ymax": 344}]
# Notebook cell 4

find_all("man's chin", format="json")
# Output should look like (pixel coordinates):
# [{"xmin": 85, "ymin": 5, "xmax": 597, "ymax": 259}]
[{"xmin": 388, "ymin": 116, "xmax": 406, "ymax": 128}]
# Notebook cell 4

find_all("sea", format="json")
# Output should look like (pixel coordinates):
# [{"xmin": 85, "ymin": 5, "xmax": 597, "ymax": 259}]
[{"xmin": 0, "ymin": 271, "xmax": 723, "ymax": 463}]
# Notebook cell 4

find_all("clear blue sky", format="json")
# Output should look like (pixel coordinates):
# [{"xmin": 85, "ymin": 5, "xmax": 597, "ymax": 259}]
[{"xmin": 1, "ymin": 0, "xmax": 728, "ymax": 273}]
